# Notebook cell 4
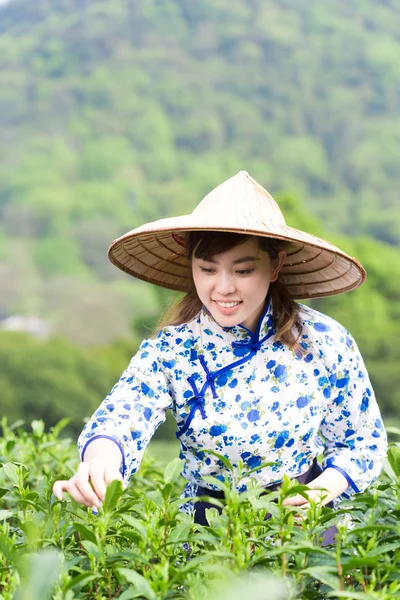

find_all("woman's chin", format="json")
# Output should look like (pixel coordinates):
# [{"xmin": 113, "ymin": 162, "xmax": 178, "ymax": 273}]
[{"xmin": 210, "ymin": 310, "xmax": 242, "ymax": 328}]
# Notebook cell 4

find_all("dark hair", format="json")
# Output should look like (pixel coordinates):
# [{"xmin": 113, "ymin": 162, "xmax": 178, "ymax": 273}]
[{"xmin": 155, "ymin": 231, "xmax": 302, "ymax": 353}]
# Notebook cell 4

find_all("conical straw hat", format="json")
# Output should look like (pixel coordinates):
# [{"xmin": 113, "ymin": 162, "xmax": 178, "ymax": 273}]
[{"xmin": 108, "ymin": 171, "xmax": 366, "ymax": 299}]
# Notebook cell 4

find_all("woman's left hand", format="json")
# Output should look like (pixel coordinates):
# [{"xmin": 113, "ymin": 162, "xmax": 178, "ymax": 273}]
[
  {"xmin": 282, "ymin": 467, "xmax": 349, "ymax": 508},
  {"xmin": 282, "ymin": 487, "xmax": 330, "ymax": 508}
]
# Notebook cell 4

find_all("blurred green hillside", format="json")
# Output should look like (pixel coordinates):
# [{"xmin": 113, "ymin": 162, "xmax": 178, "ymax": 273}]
[{"xmin": 0, "ymin": 0, "xmax": 399, "ymax": 430}]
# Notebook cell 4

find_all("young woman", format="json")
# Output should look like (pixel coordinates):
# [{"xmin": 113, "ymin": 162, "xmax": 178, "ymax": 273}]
[{"xmin": 53, "ymin": 171, "xmax": 387, "ymax": 531}]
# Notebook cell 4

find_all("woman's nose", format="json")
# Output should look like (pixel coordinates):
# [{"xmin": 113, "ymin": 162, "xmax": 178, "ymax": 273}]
[{"xmin": 215, "ymin": 273, "xmax": 236, "ymax": 295}]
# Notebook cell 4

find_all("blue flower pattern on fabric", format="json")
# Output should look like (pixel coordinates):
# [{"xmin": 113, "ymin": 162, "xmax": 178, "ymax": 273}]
[{"xmin": 78, "ymin": 301, "xmax": 387, "ymax": 498}]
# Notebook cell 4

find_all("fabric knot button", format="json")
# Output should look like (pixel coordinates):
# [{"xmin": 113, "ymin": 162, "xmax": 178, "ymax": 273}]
[
  {"xmin": 250, "ymin": 341, "xmax": 262, "ymax": 352},
  {"xmin": 188, "ymin": 395, "xmax": 207, "ymax": 419},
  {"xmin": 232, "ymin": 340, "xmax": 261, "ymax": 353},
  {"xmin": 176, "ymin": 392, "xmax": 208, "ymax": 438},
  {"xmin": 188, "ymin": 395, "xmax": 204, "ymax": 406}
]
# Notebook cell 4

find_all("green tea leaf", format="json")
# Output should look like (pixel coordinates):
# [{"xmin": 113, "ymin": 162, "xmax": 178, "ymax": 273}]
[
  {"xmin": 173, "ymin": 553, "xmax": 211, "ymax": 574},
  {"xmin": 203, "ymin": 450, "xmax": 234, "ymax": 472},
  {"xmin": 2, "ymin": 462, "xmax": 19, "ymax": 485},
  {"xmin": 64, "ymin": 572, "xmax": 98, "ymax": 591},
  {"xmin": 341, "ymin": 556, "xmax": 381, "ymax": 570},
  {"xmin": 106, "ymin": 551, "xmax": 149, "ymax": 566},
  {"xmin": 201, "ymin": 475, "xmax": 229, "ymax": 493},
  {"xmin": 31, "ymin": 420, "xmax": 45, "ymax": 437},
  {"xmin": 167, "ymin": 522, "xmax": 191, "ymax": 544},
  {"xmin": 242, "ymin": 461, "xmax": 279, "ymax": 478},
  {"xmin": 119, "ymin": 590, "xmax": 144, "ymax": 600},
  {"xmin": 20, "ymin": 520, "xmax": 38, "ymax": 539},
  {"xmin": 146, "ymin": 489, "xmax": 163, "ymax": 508},
  {"xmin": 382, "ymin": 456, "xmax": 397, "ymax": 481},
  {"xmin": 117, "ymin": 569, "xmax": 156, "ymax": 600},
  {"xmin": 386, "ymin": 427, "xmax": 400, "ymax": 436},
  {"xmin": 281, "ymin": 484, "xmax": 312, "ymax": 498},
  {"xmin": 73, "ymin": 523, "xmax": 97, "ymax": 544},
  {"xmin": 8, "ymin": 420, "xmax": 25, "ymax": 431},
  {"xmin": 102, "ymin": 479, "xmax": 124, "ymax": 512},
  {"xmin": 6, "ymin": 439, "xmax": 16, "ymax": 451},
  {"xmin": 81, "ymin": 540, "xmax": 103, "ymax": 561},
  {"xmin": 50, "ymin": 418, "xmax": 71, "ymax": 437},
  {"xmin": 161, "ymin": 482, "xmax": 173, "ymax": 500},
  {"xmin": 163, "ymin": 457, "xmax": 183, "ymax": 484},
  {"xmin": 0, "ymin": 510, "xmax": 13, "ymax": 520},
  {"xmin": 327, "ymin": 592, "xmax": 376, "ymax": 599},
  {"xmin": 368, "ymin": 542, "xmax": 400, "ymax": 556},
  {"xmin": 302, "ymin": 566, "xmax": 341, "ymax": 589},
  {"xmin": 121, "ymin": 514, "xmax": 147, "ymax": 537},
  {"xmin": 0, "ymin": 529, "xmax": 15, "ymax": 561},
  {"xmin": 387, "ymin": 446, "xmax": 400, "ymax": 477}
]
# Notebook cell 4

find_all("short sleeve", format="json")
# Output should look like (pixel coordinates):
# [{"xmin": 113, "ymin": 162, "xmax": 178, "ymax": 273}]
[
  {"xmin": 78, "ymin": 334, "xmax": 173, "ymax": 480},
  {"xmin": 320, "ymin": 330, "xmax": 388, "ymax": 495}
]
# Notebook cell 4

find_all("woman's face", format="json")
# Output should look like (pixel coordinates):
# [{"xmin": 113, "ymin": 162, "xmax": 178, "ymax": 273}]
[{"xmin": 192, "ymin": 238, "xmax": 286, "ymax": 333}]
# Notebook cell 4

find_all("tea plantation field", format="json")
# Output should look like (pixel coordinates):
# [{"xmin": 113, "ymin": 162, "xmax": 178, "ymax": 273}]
[{"xmin": 1, "ymin": 420, "xmax": 400, "ymax": 599}]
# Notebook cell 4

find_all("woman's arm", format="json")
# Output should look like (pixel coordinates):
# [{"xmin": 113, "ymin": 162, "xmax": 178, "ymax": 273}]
[
  {"xmin": 53, "ymin": 335, "xmax": 173, "ymax": 506},
  {"xmin": 78, "ymin": 337, "xmax": 173, "ymax": 481},
  {"xmin": 318, "ymin": 331, "xmax": 387, "ymax": 497},
  {"xmin": 286, "ymin": 331, "xmax": 387, "ymax": 508}
]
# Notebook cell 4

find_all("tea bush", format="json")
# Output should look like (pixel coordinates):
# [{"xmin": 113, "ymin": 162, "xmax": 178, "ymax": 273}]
[{"xmin": 1, "ymin": 419, "xmax": 400, "ymax": 600}]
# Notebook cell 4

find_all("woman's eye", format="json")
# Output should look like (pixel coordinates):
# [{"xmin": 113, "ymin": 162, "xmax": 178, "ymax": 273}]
[
  {"xmin": 236, "ymin": 269, "xmax": 255, "ymax": 275},
  {"xmin": 200, "ymin": 267, "xmax": 215, "ymax": 273}
]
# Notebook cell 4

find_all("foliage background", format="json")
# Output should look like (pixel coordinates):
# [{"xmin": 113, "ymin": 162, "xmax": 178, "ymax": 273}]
[{"xmin": 0, "ymin": 0, "xmax": 399, "ymax": 434}]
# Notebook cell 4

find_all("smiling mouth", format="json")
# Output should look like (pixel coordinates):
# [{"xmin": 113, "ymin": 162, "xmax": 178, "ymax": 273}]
[{"xmin": 213, "ymin": 300, "xmax": 242, "ymax": 308}]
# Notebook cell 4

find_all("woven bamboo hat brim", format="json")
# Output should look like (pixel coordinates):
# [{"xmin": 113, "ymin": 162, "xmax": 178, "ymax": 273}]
[{"xmin": 108, "ymin": 171, "xmax": 366, "ymax": 299}]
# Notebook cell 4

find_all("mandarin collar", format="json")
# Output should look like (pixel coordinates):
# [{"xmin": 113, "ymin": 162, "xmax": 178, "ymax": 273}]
[{"xmin": 199, "ymin": 296, "xmax": 275, "ymax": 343}]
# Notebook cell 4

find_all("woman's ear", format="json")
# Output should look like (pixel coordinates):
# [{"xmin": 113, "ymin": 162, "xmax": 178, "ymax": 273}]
[{"xmin": 271, "ymin": 251, "xmax": 286, "ymax": 282}]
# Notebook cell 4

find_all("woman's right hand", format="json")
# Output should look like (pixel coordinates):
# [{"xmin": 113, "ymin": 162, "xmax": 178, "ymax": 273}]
[{"xmin": 52, "ymin": 439, "xmax": 123, "ymax": 508}]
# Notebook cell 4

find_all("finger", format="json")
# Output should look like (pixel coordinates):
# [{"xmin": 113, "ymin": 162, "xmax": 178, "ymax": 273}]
[
  {"xmin": 282, "ymin": 494, "xmax": 308, "ymax": 507},
  {"xmin": 307, "ymin": 490, "xmax": 330, "ymax": 505},
  {"xmin": 104, "ymin": 464, "xmax": 123, "ymax": 486},
  {"xmin": 64, "ymin": 479, "xmax": 99, "ymax": 507},
  {"xmin": 294, "ymin": 512, "xmax": 305, "ymax": 526},
  {"xmin": 53, "ymin": 477, "xmax": 98, "ymax": 507},
  {"xmin": 53, "ymin": 480, "xmax": 70, "ymax": 500},
  {"xmin": 88, "ymin": 461, "xmax": 109, "ymax": 503},
  {"xmin": 74, "ymin": 463, "xmax": 103, "ymax": 507}
]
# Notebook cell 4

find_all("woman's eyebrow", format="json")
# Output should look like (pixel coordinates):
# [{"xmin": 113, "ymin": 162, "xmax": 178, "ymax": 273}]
[
  {"xmin": 233, "ymin": 256, "xmax": 260, "ymax": 264},
  {"xmin": 200, "ymin": 256, "xmax": 260, "ymax": 264}
]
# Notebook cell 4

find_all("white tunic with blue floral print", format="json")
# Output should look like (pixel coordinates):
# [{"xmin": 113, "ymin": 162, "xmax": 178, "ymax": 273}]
[{"xmin": 78, "ymin": 301, "xmax": 387, "ymax": 499}]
